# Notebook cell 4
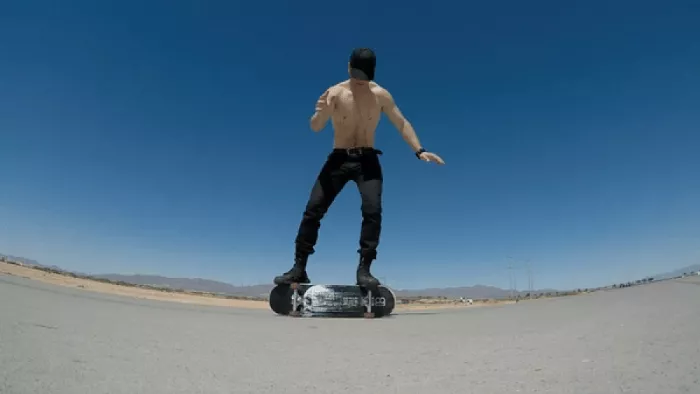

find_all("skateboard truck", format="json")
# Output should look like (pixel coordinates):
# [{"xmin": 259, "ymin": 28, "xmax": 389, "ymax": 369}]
[
  {"xmin": 362, "ymin": 288, "xmax": 375, "ymax": 319},
  {"xmin": 289, "ymin": 282, "xmax": 304, "ymax": 317}
]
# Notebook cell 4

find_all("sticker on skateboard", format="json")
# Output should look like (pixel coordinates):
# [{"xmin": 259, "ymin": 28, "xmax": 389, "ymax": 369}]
[{"xmin": 269, "ymin": 283, "xmax": 396, "ymax": 318}]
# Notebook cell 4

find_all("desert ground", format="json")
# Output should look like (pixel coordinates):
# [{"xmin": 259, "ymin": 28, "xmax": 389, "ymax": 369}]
[
  {"xmin": 2, "ymin": 267, "xmax": 699, "ymax": 394},
  {"xmin": 0, "ymin": 262, "xmax": 507, "ymax": 311}
]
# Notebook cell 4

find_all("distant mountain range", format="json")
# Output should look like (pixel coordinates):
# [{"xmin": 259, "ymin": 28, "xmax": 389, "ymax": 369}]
[
  {"xmin": 650, "ymin": 264, "xmax": 700, "ymax": 280},
  {"xmin": 91, "ymin": 273, "xmax": 555, "ymax": 299},
  {"xmin": 3, "ymin": 252, "xmax": 698, "ymax": 299},
  {"xmin": 94, "ymin": 273, "xmax": 274, "ymax": 298},
  {"xmin": 1, "ymin": 254, "xmax": 42, "ymax": 267},
  {"xmin": 0, "ymin": 253, "xmax": 545, "ymax": 298}
]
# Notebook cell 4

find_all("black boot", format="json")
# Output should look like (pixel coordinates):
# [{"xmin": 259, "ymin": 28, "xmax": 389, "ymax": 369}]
[
  {"xmin": 273, "ymin": 255, "xmax": 311, "ymax": 285},
  {"xmin": 356, "ymin": 255, "xmax": 381, "ymax": 288}
]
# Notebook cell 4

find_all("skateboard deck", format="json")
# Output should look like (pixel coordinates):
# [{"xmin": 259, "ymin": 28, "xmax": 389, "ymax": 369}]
[{"xmin": 269, "ymin": 283, "xmax": 396, "ymax": 318}]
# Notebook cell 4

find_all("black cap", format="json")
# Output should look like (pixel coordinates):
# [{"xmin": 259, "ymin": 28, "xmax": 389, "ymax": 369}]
[{"xmin": 349, "ymin": 48, "xmax": 376, "ymax": 81}]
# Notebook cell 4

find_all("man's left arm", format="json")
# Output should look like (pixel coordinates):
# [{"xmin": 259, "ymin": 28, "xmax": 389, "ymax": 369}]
[
  {"xmin": 380, "ymin": 89, "xmax": 422, "ymax": 152},
  {"xmin": 380, "ymin": 89, "xmax": 445, "ymax": 164}
]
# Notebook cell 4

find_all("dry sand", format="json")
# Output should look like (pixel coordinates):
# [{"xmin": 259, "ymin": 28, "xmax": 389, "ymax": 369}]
[
  {"xmin": 0, "ymin": 262, "xmax": 498, "ymax": 311},
  {"xmin": 0, "ymin": 262, "xmax": 269, "ymax": 309}
]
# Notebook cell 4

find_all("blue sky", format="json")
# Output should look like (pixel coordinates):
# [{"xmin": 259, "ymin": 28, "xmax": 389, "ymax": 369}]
[{"xmin": 1, "ymin": 1, "xmax": 699, "ymax": 291}]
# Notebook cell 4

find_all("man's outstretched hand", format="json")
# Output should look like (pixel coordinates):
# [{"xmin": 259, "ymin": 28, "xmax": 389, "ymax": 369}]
[
  {"xmin": 418, "ymin": 151, "xmax": 445, "ymax": 165},
  {"xmin": 315, "ymin": 89, "xmax": 335, "ymax": 114}
]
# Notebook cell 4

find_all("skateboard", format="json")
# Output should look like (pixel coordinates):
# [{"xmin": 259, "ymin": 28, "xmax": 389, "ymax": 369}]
[{"xmin": 269, "ymin": 283, "xmax": 396, "ymax": 318}]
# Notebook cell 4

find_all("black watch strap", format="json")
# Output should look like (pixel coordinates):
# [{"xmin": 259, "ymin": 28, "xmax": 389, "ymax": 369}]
[{"xmin": 415, "ymin": 148, "xmax": 426, "ymax": 158}]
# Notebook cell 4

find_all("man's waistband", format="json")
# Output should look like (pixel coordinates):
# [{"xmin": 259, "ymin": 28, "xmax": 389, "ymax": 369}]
[{"xmin": 331, "ymin": 147, "xmax": 383, "ymax": 156}]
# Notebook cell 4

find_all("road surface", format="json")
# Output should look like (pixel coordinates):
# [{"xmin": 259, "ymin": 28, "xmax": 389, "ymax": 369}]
[{"xmin": 1, "ymin": 273, "xmax": 699, "ymax": 393}]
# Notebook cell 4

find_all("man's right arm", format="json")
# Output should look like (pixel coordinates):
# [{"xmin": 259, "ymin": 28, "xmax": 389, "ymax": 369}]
[{"xmin": 310, "ymin": 87, "xmax": 335, "ymax": 132}]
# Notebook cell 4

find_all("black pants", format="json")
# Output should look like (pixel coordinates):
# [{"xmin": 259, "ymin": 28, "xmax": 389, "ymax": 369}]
[{"xmin": 295, "ymin": 148, "xmax": 383, "ymax": 260}]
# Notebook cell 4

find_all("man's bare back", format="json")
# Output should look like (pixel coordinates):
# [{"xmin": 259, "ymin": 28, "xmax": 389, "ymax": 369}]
[
  {"xmin": 323, "ymin": 80, "xmax": 383, "ymax": 149},
  {"xmin": 310, "ymin": 78, "xmax": 445, "ymax": 165}
]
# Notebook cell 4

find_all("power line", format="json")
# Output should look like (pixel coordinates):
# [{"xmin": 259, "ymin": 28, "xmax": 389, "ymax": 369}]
[
  {"xmin": 506, "ymin": 256, "xmax": 515, "ymax": 299},
  {"xmin": 525, "ymin": 259, "xmax": 533, "ymax": 299},
  {"xmin": 506, "ymin": 256, "xmax": 536, "ymax": 300}
]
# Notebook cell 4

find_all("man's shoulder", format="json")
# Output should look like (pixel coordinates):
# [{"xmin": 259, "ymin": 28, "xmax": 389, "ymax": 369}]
[
  {"xmin": 370, "ymin": 82, "xmax": 393, "ymax": 104},
  {"xmin": 370, "ymin": 82, "xmax": 390, "ymax": 95},
  {"xmin": 328, "ymin": 80, "xmax": 351, "ymax": 93},
  {"xmin": 369, "ymin": 81, "xmax": 387, "ymax": 93}
]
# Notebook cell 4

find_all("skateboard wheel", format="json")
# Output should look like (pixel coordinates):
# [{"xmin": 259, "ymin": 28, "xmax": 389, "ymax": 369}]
[{"xmin": 363, "ymin": 312, "xmax": 375, "ymax": 319}]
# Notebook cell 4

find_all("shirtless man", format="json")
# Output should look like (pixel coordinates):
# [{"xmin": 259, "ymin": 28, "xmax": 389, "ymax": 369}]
[{"xmin": 273, "ymin": 47, "xmax": 445, "ymax": 288}]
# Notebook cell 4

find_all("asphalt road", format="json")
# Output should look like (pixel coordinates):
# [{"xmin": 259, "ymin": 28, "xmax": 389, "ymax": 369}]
[{"xmin": 1, "ymin": 274, "xmax": 699, "ymax": 394}]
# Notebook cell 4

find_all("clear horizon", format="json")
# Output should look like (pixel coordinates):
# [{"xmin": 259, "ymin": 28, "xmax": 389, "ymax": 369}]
[
  {"xmin": 2, "ymin": 1, "xmax": 699, "ymax": 291},
  {"xmin": 1, "ymin": 252, "xmax": 696, "ymax": 292}
]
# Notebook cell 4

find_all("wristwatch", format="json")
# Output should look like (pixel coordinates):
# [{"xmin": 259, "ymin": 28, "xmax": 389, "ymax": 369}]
[{"xmin": 415, "ymin": 148, "xmax": 426, "ymax": 159}]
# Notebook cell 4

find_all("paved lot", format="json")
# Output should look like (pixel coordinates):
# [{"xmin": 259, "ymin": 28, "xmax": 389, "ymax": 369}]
[{"xmin": 1, "ymin": 273, "xmax": 699, "ymax": 394}]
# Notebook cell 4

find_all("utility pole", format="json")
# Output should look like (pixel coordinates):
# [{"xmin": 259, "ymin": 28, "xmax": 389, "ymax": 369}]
[
  {"xmin": 506, "ymin": 256, "xmax": 536, "ymax": 301},
  {"xmin": 525, "ymin": 260, "xmax": 533, "ymax": 299},
  {"xmin": 506, "ymin": 256, "xmax": 515, "ymax": 299}
]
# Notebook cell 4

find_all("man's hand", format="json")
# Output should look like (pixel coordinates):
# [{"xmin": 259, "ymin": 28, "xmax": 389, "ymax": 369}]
[
  {"xmin": 315, "ymin": 89, "xmax": 333, "ymax": 113},
  {"xmin": 310, "ymin": 88, "xmax": 335, "ymax": 132},
  {"xmin": 418, "ymin": 151, "xmax": 445, "ymax": 165}
]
